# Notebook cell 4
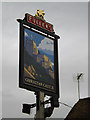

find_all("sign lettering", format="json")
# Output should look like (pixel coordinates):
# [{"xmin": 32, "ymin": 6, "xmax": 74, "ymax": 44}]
[{"xmin": 25, "ymin": 14, "xmax": 53, "ymax": 32}]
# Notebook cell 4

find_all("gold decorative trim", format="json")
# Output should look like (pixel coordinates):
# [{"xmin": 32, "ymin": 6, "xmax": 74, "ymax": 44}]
[{"xmin": 35, "ymin": 9, "xmax": 46, "ymax": 22}]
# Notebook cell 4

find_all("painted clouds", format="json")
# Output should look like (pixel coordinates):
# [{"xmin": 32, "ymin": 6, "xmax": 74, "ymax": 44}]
[{"xmin": 37, "ymin": 37, "xmax": 54, "ymax": 54}]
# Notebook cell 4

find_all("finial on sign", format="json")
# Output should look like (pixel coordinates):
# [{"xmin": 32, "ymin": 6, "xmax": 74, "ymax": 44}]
[{"xmin": 35, "ymin": 9, "xmax": 46, "ymax": 22}]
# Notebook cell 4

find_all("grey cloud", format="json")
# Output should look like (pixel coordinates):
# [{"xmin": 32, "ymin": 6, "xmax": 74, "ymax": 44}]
[{"xmin": 2, "ymin": 2, "xmax": 88, "ymax": 118}]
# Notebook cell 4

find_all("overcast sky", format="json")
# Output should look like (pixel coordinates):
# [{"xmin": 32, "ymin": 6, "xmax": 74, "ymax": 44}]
[{"xmin": 1, "ymin": 1, "xmax": 88, "ymax": 119}]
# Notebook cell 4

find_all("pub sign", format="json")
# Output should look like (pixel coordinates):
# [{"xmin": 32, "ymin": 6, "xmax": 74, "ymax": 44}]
[{"xmin": 17, "ymin": 9, "xmax": 60, "ymax": 97}]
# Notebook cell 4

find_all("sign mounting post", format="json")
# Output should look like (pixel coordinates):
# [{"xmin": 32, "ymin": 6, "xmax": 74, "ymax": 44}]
[{"xmin": 35, "ymin": 92, "xmax": 45, "ymax": 119}]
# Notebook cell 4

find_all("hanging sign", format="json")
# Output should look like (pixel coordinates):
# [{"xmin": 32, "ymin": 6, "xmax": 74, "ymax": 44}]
[{"xmin": 17, "ymin": 9, "xmax": 60, "ymax": 97}]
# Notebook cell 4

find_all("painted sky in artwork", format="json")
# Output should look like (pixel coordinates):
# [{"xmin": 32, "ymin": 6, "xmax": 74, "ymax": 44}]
[
  {"xmin": 24, "ymin": 28, "xmax": 44, "ymax": 46},
  {"xmin": 24, "ymin": 28, "xmax": 54, "ymax": 64}
]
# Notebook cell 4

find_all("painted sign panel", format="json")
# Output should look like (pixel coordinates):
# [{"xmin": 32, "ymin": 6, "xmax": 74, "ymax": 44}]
[{"xmin": 24, "ymin": 28, "xmax": 55, "ymax": 92}]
